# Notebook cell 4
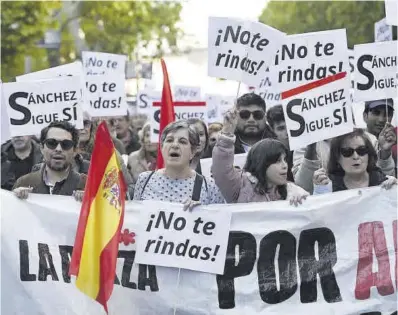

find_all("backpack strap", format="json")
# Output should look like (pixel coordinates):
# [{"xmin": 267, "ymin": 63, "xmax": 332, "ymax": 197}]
[
  {"xmin": 140, "ymin": 171, "xmax": 155, "ymax": 199},
  {"xmin": 191, "ymin": 174, "xmax": 203, "ymax": 201}
]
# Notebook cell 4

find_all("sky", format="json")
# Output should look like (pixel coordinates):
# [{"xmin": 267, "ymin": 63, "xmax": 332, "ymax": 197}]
[{"xmin": 178, "ymin": 0, "xmax": 269, "ymax": 47}]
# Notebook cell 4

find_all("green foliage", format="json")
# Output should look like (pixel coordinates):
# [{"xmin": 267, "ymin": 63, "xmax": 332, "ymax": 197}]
[
  {"xmin": 259, "ymin": 0, "xmax": 396, "ymax": 48},
  {"xmin": 79, "ymin": 1, "xmax": 182, "ymax": 56},
  {"xmin": 1, "ymin": 1, "xmax": 61, "ymax": 82},
  {"xmin": 1, "ymin": 1, "xmax": 182, "ymax": 82}
]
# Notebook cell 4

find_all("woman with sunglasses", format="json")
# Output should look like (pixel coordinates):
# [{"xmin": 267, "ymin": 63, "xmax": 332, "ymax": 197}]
[
  {"xmin": 313, "ymin": 129, "xmax": 397, "ymax": 193},
  {"xmin": 212, "ymin": 109, "xmax": 308, "ymax": 205}
]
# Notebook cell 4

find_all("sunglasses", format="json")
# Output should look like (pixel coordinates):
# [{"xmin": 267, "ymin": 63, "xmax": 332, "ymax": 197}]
[
  {"xmin": 239, "ymin": 110, "xmax": 265, "ymax": 120},
  {"xmin": 340, "ymin": 146, "xmax": 369, "ymax": 158},
  {"xmin": 44, "ymin": 138, "xmax": 74, "ymax": 151}
]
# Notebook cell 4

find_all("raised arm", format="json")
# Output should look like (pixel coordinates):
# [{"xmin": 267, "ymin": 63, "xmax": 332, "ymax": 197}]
[{"xmin": 211, "ymin": 109, "xmax": 243, "ymax": 203}]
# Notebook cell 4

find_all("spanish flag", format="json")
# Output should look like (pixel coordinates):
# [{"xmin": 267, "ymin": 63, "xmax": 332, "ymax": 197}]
[
  {"xmin": 156, "ymin": 58, "xmax": 175, "ymax": 169},
  {"xmin": 69, "ymin": 121, "xmax": 126, "ymax": 313}
]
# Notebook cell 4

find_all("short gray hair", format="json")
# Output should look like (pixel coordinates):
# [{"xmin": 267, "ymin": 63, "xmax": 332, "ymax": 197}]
[{"xmin": 160, "ymin": 121, "xmax": 200, "ymax": 152}]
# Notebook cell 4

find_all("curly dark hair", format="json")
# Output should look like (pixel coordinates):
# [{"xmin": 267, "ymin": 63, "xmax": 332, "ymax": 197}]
[
  {"xmin": 243, "ymin": 138, "xmax": 288, "ymax": 199},
  {"xmin": 40, "ymin": 121, "xmax": 79, "ymax": 148},
  {"xmin": 328, "ymin": 129, "xmax": 378, "ymax": 176}
]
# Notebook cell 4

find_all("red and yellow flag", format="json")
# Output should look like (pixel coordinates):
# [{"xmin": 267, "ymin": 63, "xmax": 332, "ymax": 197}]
[
  {"xmin": 156, "ymin": 58, "xmax": 175, "ymax": 169},
  {"xmin": 69, "ymin": 121, "xmax": 126, "ymax": 313}
]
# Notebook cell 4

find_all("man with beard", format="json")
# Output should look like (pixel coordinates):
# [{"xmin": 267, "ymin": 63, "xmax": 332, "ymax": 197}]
[
  {"xmin": 13, "ymin": 121, "xmax": 86, "ymax": 200},
  {"xmin": 234, "ymin": 93, "xmax": 275, "ymax": 153},
  {"xmin": 1, "ymin": 135, "xmax": 43, "ymax": 182}
]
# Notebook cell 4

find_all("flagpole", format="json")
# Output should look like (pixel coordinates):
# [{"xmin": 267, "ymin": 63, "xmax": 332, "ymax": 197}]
[{"xmin": 172, "ymin": 268, "xmax": 182, "ymax": 315}]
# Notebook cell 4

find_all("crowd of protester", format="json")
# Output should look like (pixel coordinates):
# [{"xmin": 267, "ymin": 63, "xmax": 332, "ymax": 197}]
[{"xmin": 1, "ymin": 93, "xmax": 397, "ymax": 208}]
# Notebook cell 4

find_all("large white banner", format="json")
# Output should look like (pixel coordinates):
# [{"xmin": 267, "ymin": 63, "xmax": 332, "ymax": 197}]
[
  {"xmin": 2, "ymin": 77, "xmax": 84, "ymax": 137},
  {"xmin": 208, "ymin": 17, "xmax": 285, "ymax": 87},
  {"xmin": 1, "ymin": 187, "xmax": 396, "ymax": 314},
  {"xmin": 354, "ymin": 41, "xmax": 398, "ymax": 102},
  {"xmin": 275, "ymin": 30, "xmax": 353, "ymax": 150}
]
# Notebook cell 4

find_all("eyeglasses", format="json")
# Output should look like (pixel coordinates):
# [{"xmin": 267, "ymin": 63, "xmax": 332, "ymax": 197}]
[
  {"xmin": 44, "ymin": 138, "xmax": 74, "ymax": 151},
  {"xmin": 239, "ymin": 110, "xmax": 265, "ymax": 120},
  {"xmin": 340, "ymin": 146, "xmax": 369, "ymax": 158}
]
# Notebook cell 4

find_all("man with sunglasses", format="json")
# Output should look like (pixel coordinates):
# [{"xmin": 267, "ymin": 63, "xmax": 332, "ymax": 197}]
[
  {"xmin": 233, "ymin": 93, "xmax": 276, "ymax": 154},
  {"xmin": 13, "ymin": 121, "xmax": 86, "ymax": 200}
]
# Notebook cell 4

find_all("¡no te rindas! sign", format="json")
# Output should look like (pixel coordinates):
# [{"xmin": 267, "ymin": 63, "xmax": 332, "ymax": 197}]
[
  {"xmin": 273, "ymin": 29, "xmax": 354, "ymax": 150},
  {"xmin": 207, "ymin": 16, "xmax": 285, "ymax": 87}
]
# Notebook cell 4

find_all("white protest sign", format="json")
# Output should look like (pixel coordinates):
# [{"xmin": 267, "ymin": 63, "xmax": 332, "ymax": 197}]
[
  {"xmin": 273, "ymin": 29, "xmax": 353, "ymax": 150},
  {"xmin": 16, "ymin": 61, "xmax": 84, "ymax": 82},
  {"xmin": 84, "ymin": 75, "xmax": 127, "ymax": 117},
  {"xmin": 174, "ymin": 85, "xmax": 201, "ymax": 101},
  {"xmin": 2, "ymin": 77, "xmax": 84, "ymax": 137},
  {"xmin": 206, "ymin": 94, "xmax": 235, "ymax": 123},
  {"xmin": 135, "ymin": 207, "xmax": 231, "ymax": 274},
  {"xmin": 1, "ymin": 81, "xmax": 12, "ymax": 144},
  {"xmin": 208, "ymin": 17, "xmax": 285, "ymax": 87},
  {"xmin": 252, "ymin": 67, "xmax": 281, "ymax": 107},
  {"xmin": 385, "ymin": 0, "xmax": 398, "ymax": 26},
  {"xmin": 1, "ymin": 188, "xmax": 397, "ymax": 314},
  {"xmin": 82, "ymin": 51, "xmax": 127, "ymax": 76},
  {"xmin": 374, "ymin": 17, "xmax": 393, "ymax": 42},
  {"xmin": 348, "ymin": 49, "xmax": 355, "ymax": 90},
  {"xmin": 150, "ymin": 102, "xmax": 208, "ymax": 142},
  {"xmin": 354, "ymin": 41, "xmax": 398, "ymax": 102},
  {"xmin": 136, "ymin": 89, "xmax": 161, "ymax": 115},
  {"xmin": 201, "ymin": 153, "xmax": 247, "ymax": 178}
]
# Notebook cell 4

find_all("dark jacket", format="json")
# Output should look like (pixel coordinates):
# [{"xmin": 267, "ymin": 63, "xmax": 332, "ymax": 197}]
[
  {"xmin": 1, "ymin": 152, "xmax": 15, "ymax": 190},
  {"xmin": 1, "ymin": 140, "xmax": 43, "ymax": 165},
  {"xmin": 13, "ymin": 166, "xmax": 87, "ymax": 196},
  {"xmin": 1, "ymin": 140, "xmax": 43, "ymax": 179},
  {"xmin": 329, "ymin": 168, "xmax": 387, "ymax": 192},
  {"xmin": 31, "ymin": 154, "xmax": 90, "ymax": 175}
]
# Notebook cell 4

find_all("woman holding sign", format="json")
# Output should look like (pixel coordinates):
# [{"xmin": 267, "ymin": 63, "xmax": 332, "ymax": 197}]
[
  {"xmin": 133, "ymin": 121, "xmax": 225, "ymax": 210},
  {"xmin": 313, "ymin": 129, "xmax": 397, "ymax": 193},
  {"xmin": 212, "ymin": 109, "xmax": 308, "ymax": 205}
]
